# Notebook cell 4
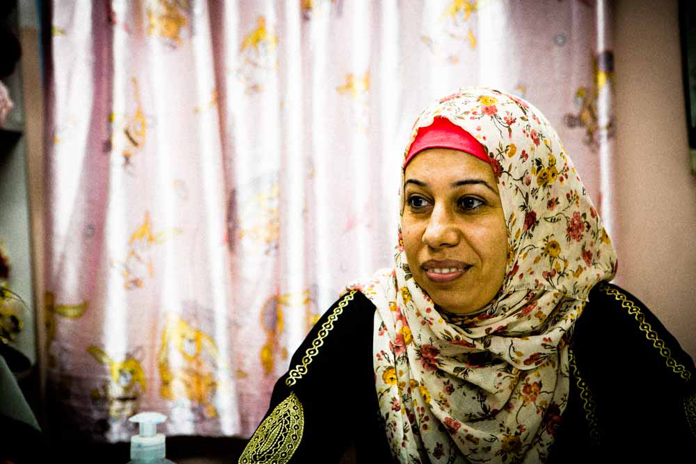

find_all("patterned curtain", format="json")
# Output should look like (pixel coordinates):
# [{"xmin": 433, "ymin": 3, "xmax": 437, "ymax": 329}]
[{"xmin": 42, "ymin": 0, "xmax": 614, "ymax": 442}]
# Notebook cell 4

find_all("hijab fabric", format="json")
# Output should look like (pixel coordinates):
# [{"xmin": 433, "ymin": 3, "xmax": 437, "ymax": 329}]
[{"xmin": 355, "ymin": 88, "xmax": 618, "ymax": 463}]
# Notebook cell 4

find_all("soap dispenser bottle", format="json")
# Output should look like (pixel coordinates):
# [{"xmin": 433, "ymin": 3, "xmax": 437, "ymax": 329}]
[{"xmin": 127, "ymin": 412, "xmax": 176, "ymax": 464}]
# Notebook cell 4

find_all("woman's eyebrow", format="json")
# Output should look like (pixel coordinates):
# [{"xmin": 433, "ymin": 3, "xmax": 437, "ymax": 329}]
[
  {"xmin": 404, "ymin": 178, "xmax": 497, "ymax": 194},
  {"xmin": 404, "ymin": 179, "xmax": 426, "ymax": 187},
  {"xmin": 452, "ymin": 179, "xmax": 498, "ymax": 194}
]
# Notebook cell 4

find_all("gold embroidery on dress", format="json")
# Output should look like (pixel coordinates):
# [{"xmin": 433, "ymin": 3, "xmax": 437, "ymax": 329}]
[
  {"xmin": 569, "ymin": 347, "xmax": 601, "ymax": 444},
  {"xmin": 284, "ymin": 291, "xmax": 356, "ymax": 387},
  {"xmin": 239, "ymin": 391, "xmax": 304, "ymax": 464},
  {"xmin": 685, "ymin": 390, "xmax": 696, "ymax": 439},
  {"xmin": 601, "ymin": 285, "xmax": 692, "ymax": 382}
]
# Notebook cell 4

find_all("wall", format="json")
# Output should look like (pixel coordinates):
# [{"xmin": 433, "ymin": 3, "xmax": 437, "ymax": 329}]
[
  {"xmin": 614, "ymin": 0, "xmax": 696, "ymax": 360},
  {"xmin": 0, "ymin": 0, "xmax": 37, "ymax": 368}
]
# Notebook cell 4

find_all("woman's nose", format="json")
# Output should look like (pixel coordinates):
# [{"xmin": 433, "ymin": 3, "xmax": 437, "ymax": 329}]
[{"xmin": 422, "ymin": 204, "xmax": 459, "ymax": 248}]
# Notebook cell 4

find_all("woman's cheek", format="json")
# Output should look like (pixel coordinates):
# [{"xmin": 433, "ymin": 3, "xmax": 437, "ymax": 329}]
[{"xmin": 402, "ymin": 223, "xmax": 422, "ymax": 256}]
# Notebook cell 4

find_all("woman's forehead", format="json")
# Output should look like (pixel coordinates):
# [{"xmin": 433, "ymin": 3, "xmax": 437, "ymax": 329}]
[{"xmin": 404, "ymin": 148, "xmax": 497, "ymax": 184}]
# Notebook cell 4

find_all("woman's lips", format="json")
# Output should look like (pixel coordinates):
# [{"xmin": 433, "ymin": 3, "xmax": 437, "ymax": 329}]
[{"xmin": 421, "ymin": 260, "xmax": 471, "ymax": 284}]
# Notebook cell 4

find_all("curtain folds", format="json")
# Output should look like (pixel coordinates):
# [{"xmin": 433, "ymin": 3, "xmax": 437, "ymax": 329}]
[{"xmin": 42, "ymin": 0, "xmax": 614, "ymax": 441}]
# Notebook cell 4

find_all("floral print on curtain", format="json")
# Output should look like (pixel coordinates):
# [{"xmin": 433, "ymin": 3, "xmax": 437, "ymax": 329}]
[{"xmin": 42, "ymin": 0, "xmax": 614, "ymax": 441}]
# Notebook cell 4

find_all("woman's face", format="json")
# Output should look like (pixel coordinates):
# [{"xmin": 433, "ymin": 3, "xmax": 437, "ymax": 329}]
[{"xmin": 402, "ymin": 148, "xmax": 508, "ymax": 314}]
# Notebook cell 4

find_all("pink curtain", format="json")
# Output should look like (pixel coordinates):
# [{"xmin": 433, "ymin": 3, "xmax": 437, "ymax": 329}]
[{"xmin": 42, "ymin": 0, "xmax": 614, "ymax": 442}]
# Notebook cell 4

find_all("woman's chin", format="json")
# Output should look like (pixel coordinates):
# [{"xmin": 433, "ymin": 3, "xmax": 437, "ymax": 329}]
[{"xmin": 430, "ymin": 295, "xmax": 483, "ymax": 315}]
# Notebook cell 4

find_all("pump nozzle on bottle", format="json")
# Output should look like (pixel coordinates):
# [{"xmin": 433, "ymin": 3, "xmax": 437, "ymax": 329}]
[
  {"xmin": 128, "ymin": 412, "xmax": 174, "ymax": 463},
  {"xmin": 130, "ymin": 412, "xmax": 167, "ymax": 437}
]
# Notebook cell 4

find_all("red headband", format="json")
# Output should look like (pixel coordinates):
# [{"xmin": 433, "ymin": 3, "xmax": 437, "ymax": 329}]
[{"xmin": 404, "ymin": 116, "xmax": 489, "ymax": 168}]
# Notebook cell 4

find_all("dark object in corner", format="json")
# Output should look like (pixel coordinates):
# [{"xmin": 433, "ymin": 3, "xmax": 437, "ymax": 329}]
[{"xmin": 679, "ymin": 0, "xmax": 696, "ymax": 173}]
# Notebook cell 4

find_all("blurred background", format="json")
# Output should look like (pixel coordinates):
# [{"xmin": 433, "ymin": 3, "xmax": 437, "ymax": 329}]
[{"xmin": 0, "ymin": 0, "xmax": 694, "ymax": 462}]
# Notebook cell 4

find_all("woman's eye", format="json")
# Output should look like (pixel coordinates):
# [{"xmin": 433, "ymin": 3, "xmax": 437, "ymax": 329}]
[
  {"xmin": 407, "ymin": 195, "xmax": 429, "ymax": 209},
  {"xmin": 459, "ymin": 197, "xmax": 484, "ymax": 210}
]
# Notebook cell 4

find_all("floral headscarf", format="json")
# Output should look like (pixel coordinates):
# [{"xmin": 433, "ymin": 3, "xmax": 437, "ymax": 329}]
[{"xmin": 356, "ymin": 88, "xmax": 617, "ymax": 463}]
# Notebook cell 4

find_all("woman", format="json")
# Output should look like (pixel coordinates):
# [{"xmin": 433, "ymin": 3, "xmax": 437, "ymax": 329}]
[{"xmin": 239, "ymin": 88, "xmax": 696, "ymax": 463}]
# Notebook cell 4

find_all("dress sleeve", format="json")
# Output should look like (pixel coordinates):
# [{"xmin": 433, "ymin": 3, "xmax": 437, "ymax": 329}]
[
  {"xmin": 238, "ymin": 290, "xmax": 377, "ymax": 464},
  {"xmin": 572, "ymin": 282, "xmax": 696, "ymax": 461}
]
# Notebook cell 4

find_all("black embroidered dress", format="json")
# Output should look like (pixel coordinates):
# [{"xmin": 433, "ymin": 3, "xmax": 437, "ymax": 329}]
[{"xmin": 239, "ymin": 283, "xmax": 696, "ymax": 463}]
